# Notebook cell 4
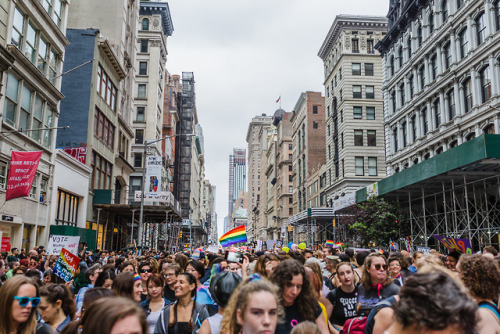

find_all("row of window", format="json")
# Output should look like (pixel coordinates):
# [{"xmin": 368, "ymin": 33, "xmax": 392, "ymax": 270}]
[
  {"xmin": 355, "ymin": 156, "xmax": 378, "ymax": 176},
  {"xmin": 40, "ymin": 0, "xmax": 64, "ymax": 28},
  {"xmin": 91, "ymin": 151, "xmax": 112, "ymax": 190},
  {"xmin": 4, "ymin": 73, "xmax": 55, "ymax": 148},
  {"xmin": 96, "ymin": 65, "xmax": 118, "ymax": 111},
  {"xmin": 93, "ymin": 108, "xmax": 115, "ymax": 149},
  {"xmin": 11, "ymin": 6, "xmax": 59, "ymax": 85},
  {"xmin": 55, "ymin": 189, "xmax": 79, "ymax": 226},
  {"xmin": 352, "ymin": 85, "xmax": 375, "ymax": 99},
  {"xmin": 326, "ymin": 63, "xmax": 375, "ymax": 98}
]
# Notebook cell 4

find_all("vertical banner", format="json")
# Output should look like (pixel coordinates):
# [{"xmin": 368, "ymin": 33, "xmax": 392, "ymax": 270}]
[
  {"xmin": 6, "ymin": 151, "xmax": 43, "ymax": 201},
  {"xmin": 1, "ymin": 236, "xmax": 11, "ymax": 252},
  {"xmin": 53, "ymin": 248, "xmax": 80, "ymax": 282},
  {"xmin": 145, "ymin": 156, "xmax": 162, "ymax": 196}
]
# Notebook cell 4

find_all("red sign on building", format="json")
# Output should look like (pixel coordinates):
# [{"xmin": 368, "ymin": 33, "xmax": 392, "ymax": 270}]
[
  {"xmin": 1, "ymin": 237, "xmax": 11, "ymax": 252},
  {"xmin": 6, "ymin": 151, "xmax": 43, "ymax": 201}
]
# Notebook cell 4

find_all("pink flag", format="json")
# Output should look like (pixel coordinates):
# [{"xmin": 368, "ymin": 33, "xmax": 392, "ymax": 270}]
[
  {"xmin": 276, "ymin": 96, "xmax": 281, "ymax": 103},
  {"xmin": 6, "ymin": 151, "xmax": 42, "ymax": 201}
]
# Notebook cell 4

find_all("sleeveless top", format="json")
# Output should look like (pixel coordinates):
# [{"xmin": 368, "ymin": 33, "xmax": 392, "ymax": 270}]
[
  {"xmin": 479, "ymin": 301, "xmax": 500, "ymax": 322},
  {"xmin": 207, "ymin": 313, "xmax": 223, "ymax": 334}
]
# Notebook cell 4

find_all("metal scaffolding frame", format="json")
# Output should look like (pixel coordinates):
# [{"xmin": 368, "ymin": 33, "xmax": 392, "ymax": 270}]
[{"xmin": 393, "ymin": 173, "xmax": 500, "ymax": 252}]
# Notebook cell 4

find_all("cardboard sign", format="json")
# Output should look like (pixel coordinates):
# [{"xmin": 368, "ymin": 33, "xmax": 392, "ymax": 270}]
[
  {"xmin": 6, "ymin": 151, "xmax": 42, "ymax": 201},
  {"xmin": 1, "ymin": 237, "xmax": 11, "ymax": 252},
  {"xmin": 433, "ymin": 235, "xmax": 473, "ymax": 254},
  {"xmin": 47, "ymin": 235, "xmax": 80, "ymax": 256},
  {"xmin": 53, "ymin": 248, "xmax": 80, "ymax": 282},
  {"xmin": 416, "ymin": 246, "xmax": 431, "ymax": 254}
]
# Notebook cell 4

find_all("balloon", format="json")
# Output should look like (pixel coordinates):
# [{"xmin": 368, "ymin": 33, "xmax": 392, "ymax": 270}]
[
  {"xmin": 298, "ymin": 243, "xmax": 306, "ymax": 250},
  {"xmin": 282, "ymin": 247, "xmax": 290, "ymax": 253},
  {"xmin": 288, "ymin": 242, "xmax": 293, "ymax": 249},
  {"xmin": 291, "ymin": 243, "xmax": 298, "ymax": 251}
]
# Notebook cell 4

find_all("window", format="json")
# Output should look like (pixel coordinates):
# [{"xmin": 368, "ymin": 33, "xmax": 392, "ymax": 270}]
[
  {"xmin": 365, "ymin": 63, "xmax": 374, "ymax": 76},
  {"xmin": 43, "ymin": 108, "xmax": 54, "ymax": 148},
  {"xmin": 442, "ymin": 0, "xmax": 448, "ymax": 22},
  {"xmin": 434, "ymin": 100, "xmax": 441, "ymax": 127},
  {"xmin": 140, "ymin": 39, "xmax": 148, "ymax": 53},
  {"xmin": 55, "ymin": 189, "xmax": 79, "ymax": 226},
  {"xmin": 288, "ymin": 144, "xmax": 292, "ymax": 150},
  {"xmin": 367, "ymin": 130, "xmax": 376, "ymax": 146},
  {"xmin": 393, "ymin": 127, "xmax": 398, "ymax": 151},
  {"xmin": 355, "ymin": 157, "xmax": 364, "ymax": 176},
  {"xmin": 340, "ymin": 89, "xmax": 343, "ymax": 101},
  {"xmin": 419, "ymin": 65, "xmax": 425, "ymax": 90},
  {"xmin": 495, "ymin": 0, "xmax": 500, "ymax": 31},
  {"xmin": 391, "ymin": 90, "xmax": 397, "ymax": 113},
  {"xmin": 480, "ymin": 66, "xmax": 491, "ymax": 103},
  {"xmin": 47, "ymin": 0, "xmax": 63, "ymax": 27},
  {"xmin": 0, "ymin": 162, "xmax": 7, "ymax": 189},
  {"xmin": 133, "ymin": 152, "xmax": 142, "ymax": 168},
  {"xmin": 443, "ymin": 42, "xmax": 452, "ymax": 70},
  {"xmin": 353, "ymin": 106, "xmax": 362, "ymax": 119},
  {"xmin": 463, "ymin": 78, "xmax": 473, "ymax": 112},
  {"xmin": 96, "ymin": 65, "xmax": 118, "ymax": 111},
  {"xmin": 339, "ymin": 68, "xmax": 342, "ymax": 79},
  {"xmin": 341, "ymin": 133, "xmax": 344, "ymax": 148},
  {"xmin": 91, "ymin": 151, "xmax": 112, "ymax": 190},
  {"xmin": 340, "ymin": 110, "xmax": 343, "ymax": 122},
  {"xmin": 352, "ymin": 63, "xmax": 361, "ymax": 75},
  {"xmin": 327, "ymin": 125, "xmax": 330, "ymax": 136},
  {"xmin": 12, "ymin": 7, "xmax": 25, "ymax": 48},
  {"xmin": 136, "ymin": 106, "xmax": 145, "ymax": 121},
  {"xmin": 4, "ymin": 73, "xmax": 19, "ymax": 126},
  {"xmin": 38, "ymin": 37, "xmax": 48, "ymax": 73},
  {"xmin": 288, "ymin": 186, "xmax": 293, "ymax": 193},
  {"xmin": 354, "ymin": 130, "xmax": 363, "ymax": 146},
  {"xmin": 458, "ymin": 28, "xmax": 468, "ymax": 59},
  {"xmin": 353, "ymin": 85, "xmax": 362, "ymax": 98},
  {"xmin": 366, "ymin": 107, "xmax": 375, "ymax": 120},
  {"xmin": 368, "ymin": 157, "xmax": 377, "ymax": 176},
  {"xmin": 476, "ymin": 13, "xmax": 487, "ymax": 46},
  {"xmin": 31, "ymin": 96, "xmax": 43, "ymax": 142},
  {"xmin": 94, "ymin": 108, "xmax": 115, "ymax": 148},
  {"xmin": 428, "ymin": 11, "xmax": 434, "ymax": 34},
  {"xmin": 135, "ymin": 129, "xmax": 144, "ymax": 144},
  {"xmin": 142, "ymin": 18, "xmax": 149, "ymax": 30},
  {"xmin": 29, "ymin": 175, "xmax": 38, "ymax": 199},
  {"xmin": 416, "ymin": 24, "xmax": 422, "ymax": 47},
  {"xmin": 411, "ymin": 115, "xmax": 417, "ymax": 140},
  {"xmin": 139, "ymin": 62, "xmax": 148, "ymax": 75},
  {"xmin": 447, "ymin": 89, "xmax": 455, "ymax": 120},
  {"xmin": 367, "ymin": 39, "xmax": 374, "ymax": 54},
  {"xmin": 352, "ymin": 38, "xmax": 359, "ymax": 53},
  {"xmin": 406, "ymin": 37, "xmax": 412, "ymax": 59},
  {"xmin": 398, "ymin": 48, "xmax": 403, "ymax": 68},
  {"xmin": 366, "ymin": 86, "xmax": 375, "ymax": 99},
  {"xmin": 430, "ymin": 54, "xmax": 437, "ymax": 81},
  {"xmin": 25, "ymin": 23, "xmax": 37, "ymax": 63},
  {"xmin": 402, "ymin": 122, "xmax": 408, "ymax": 147},
  {"xmin": 312, "ymin": 121, "xmax": 319, "ymax": 129},
  {"xmin": 312, "ymin": 105, "xmax": 318, "ymax": 114},
  {"xmin": 288, "ymin": 154, "xmax": 293, "ymax": 160},
  {"xmin": 137, "ymin": 84, "xmax": 147, "ymax": 99},
  {"xmin": 408, "ymin": 75, "xmax": 414, "ymax": 99},
  {"xmin": 19, "ymin": 85, "xmax": 32, "ymax": 131},
  {"xmin": 422, "ymin": 108, "xmax": 429, "ymax": 134},
  {"xmin": 399, "ymin": 83, "xmax": 405, "ymax": 105},
  {"xmin": 389, "ymin": 56, "xmax": 395, "ymax": 76}
]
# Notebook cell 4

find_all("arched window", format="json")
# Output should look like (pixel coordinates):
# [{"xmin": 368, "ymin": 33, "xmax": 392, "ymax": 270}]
[
  {"xmin": 428, "ymin": 10, "xmax": 435, "ymax": 34},
  {"xmin": 389, "ymin": 55, "xmax": 395, "ymax": 76},
  {"xmin": 458, "ymin": 28, "xmax": 468, "ymax": 59},
  {"xmin": 463, "ymin": 78, "xmax": 473, "ymax": 112},
  {"xmin": 398, "ymin": 47, "xmax": 404, "ymax": 68},
  {"xmin": 495, "ymin": 0, "xmax": 500, "ymax": 31},
  {"xmin": 456, "ymin": 0, "xmax": 464, "ymax": 10},
  {"xmin": 476, "ymin": 13, "xmax": 487, "ymax": 46},
  {"xmin": 417, "ymin": 24, "xmax": 423, "ymax": 47},
  {"xmin": 142, "ymin": 18, "xmax": 149, "ymax": 31},
  {"xmin": 484, "ymin": 124, "xmax": 495, "ymax": 134},
  {"xmin": 449, "ymin": 139, "xmax": 458, "ymax": 148},
  {"xmin": 442, "ymin": 0, "xmax": 448, "ymax": 22},
  {"xmin": 466, "ymin": 132, "xmax": 475, "ymax": 141},
  {"xmin": 436, "ymin": 146, "xmax": 444, "ymax": 154},
  {"xmin": 406, "ymin": 36, "xmax": 412, "ymax": 59},
  {"xmin": 480, "ymin": 66, "xmax": 491, "ymax": 103}
]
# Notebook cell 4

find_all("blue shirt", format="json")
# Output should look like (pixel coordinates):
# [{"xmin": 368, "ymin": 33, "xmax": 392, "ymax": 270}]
[{"xmin": 75, "ymin": 284, "xmax": 94, "ymax": 312}]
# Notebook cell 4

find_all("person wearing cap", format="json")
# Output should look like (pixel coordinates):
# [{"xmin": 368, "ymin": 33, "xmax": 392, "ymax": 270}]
[{"xmin": 199, "ymin": 271, "xmax": 242, "ymax": 334}]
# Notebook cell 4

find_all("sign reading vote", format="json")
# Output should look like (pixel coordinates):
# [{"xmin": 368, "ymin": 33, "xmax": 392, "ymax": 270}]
[
  {"xmin": 53, "ymin": 248, "xmax": 80, "ymax": 282},
  {"xmin": 47, "ymin": 235, "xmax": 80, "ymax": 256}
]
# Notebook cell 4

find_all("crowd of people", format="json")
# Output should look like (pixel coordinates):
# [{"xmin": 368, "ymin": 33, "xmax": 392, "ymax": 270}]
[{"xmin": 0, "ymin": 243, "xmax": 499, "ymax": 334}]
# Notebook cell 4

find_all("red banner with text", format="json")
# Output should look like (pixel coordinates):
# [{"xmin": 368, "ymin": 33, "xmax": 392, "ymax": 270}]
[{"xmin": 6, "ymin": 151, "xmax": 42, "ymax": 201}]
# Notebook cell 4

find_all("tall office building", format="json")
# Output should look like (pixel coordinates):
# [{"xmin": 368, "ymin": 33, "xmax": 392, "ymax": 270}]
[
  {"xmin": 246, "ymin": 114, "xmax": 273, "ymax": 240},
  {"xmin": 318, "ymin": 15, "xmax": 388, "ymax": 205},
  {"xmin": 227, "ymin": 148, "xmax": 246, "ymax": 231}
]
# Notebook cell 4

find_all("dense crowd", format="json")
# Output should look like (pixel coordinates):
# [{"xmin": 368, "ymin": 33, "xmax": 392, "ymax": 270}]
[{"xmin": 0, "ymin": 244, "xmax": 499, "ymax": 334}]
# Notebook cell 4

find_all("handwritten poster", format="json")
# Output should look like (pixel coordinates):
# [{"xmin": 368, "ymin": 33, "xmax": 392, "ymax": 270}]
[
  {"xmin": 53, "ymin": 248, "xmax": 80, "ymax": 282},
  {"xmin": 47, "ymin": 235, "xmax": 80, "ymax": 256}
]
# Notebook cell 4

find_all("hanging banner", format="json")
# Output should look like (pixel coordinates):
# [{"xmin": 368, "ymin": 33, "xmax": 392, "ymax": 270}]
[
  {"xmin": 6, "ymin": 151, "xmax": 43, "ymax": 201},
  {"xmin": 47, "ymin": 235, "xmax": 80, "ymax": 256},
  {"xmin": 145, "ymin": 156, "xmax": 162, "ymax": 196},
  {"xmin": 53, "ymin": 248, "xmax": 80, "ymax": 282},
  {"xmin": 433, "ymin": 235, "xmax": 473, "ymax": 254},
  {"xmin": 1, "ymin": 236, "xmax": 11, "ymax": 252}
]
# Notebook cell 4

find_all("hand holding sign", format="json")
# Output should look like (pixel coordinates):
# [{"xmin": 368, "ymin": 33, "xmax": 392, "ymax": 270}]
[{"xmin": 53, "ymin": 248, "xmax": 80, "ymax": 282}]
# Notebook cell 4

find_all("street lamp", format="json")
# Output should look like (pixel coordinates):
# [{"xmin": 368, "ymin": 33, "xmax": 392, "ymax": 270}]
[{"xmin": 138, "ymin": 133, "xmax": 195, "ymax": 247}]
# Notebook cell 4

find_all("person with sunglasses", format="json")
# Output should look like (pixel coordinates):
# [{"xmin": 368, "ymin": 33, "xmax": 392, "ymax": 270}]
[
  {"xmin": 0, "ymin": 275, "xmax": 53, "ymax": 334},
  {"xmin": 357, "ymin": 253, "xmax": 399, "ymax": 317},
  {"xmin": 138, "ymin": 262, "xmax": 154, "ymax": 301}
]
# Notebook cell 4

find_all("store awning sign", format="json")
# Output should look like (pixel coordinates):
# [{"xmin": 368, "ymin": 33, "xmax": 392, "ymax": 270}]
[{"xmin": 6, "ymin": 151, "xmax": 42, "ymax": 201}]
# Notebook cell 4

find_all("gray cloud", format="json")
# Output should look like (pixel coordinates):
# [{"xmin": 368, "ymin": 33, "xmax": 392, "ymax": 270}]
[{"xmin": 165, "ymin": 0, "xmax": 390, "ymax": 238}]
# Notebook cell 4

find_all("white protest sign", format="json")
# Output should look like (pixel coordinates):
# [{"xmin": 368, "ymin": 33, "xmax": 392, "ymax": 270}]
[
  {"xmin": 206, "ymin": 245, "xmax": 219, "ymax": 254},
  {"xmin": 416, "ymin": 246, "xmax": 431, "ymax": 255},
  {"xmin": 47, "ymin": 235, "xmax": 80, "ymax": 256}
]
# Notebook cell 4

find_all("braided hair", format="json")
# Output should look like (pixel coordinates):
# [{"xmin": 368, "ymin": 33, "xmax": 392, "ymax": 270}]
[{"xmin": 169, "ymin": 272, "xmax": 198, "ymax": 332}]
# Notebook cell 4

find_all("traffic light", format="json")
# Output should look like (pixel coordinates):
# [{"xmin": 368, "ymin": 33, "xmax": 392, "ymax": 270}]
[
  {"xmin": 288, "ymin": 225, "xmax": 293, "ymax": 232},
  {"xmin": 178, "ymin": 231, "xmax": 182, "ymax": 238},
  {"xmin": 332, "ymin": 219, "xmax": 336, "ymax": 227}
]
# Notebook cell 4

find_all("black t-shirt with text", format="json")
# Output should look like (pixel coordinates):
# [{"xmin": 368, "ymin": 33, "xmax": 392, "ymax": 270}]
[{"xmin": 326, "ymin": 285, "xmax": 358, "ymax": 326}]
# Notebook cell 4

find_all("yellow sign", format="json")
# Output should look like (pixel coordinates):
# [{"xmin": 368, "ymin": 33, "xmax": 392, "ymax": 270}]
[
  {"xmin": 287, "ymin": 225, "xmax": 293, "ymax": 232},
  {"xmin": 332, "ymin": 219, "xmax": 336, "ymax": 227}
]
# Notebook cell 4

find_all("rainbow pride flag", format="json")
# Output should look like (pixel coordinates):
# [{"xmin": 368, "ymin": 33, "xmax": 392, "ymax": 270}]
[
  {"xmin": 219, "ymin": 225, "xmax": 247, "ymax": 247},
  {"xmin": 326, "ymin": 240, "xmax": 334, "ymax": 247}
]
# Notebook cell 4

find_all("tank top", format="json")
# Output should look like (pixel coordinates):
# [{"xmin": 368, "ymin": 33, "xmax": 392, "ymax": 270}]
[
  {"xmin": 479, "ymin": 301, "xmax": 500, "ymax": 322},
  {"xmin": 207, "ymin": 313, "xmax": 223, "ymax": 334}
]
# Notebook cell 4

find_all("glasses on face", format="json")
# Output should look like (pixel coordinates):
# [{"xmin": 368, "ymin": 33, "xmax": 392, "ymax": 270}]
[
  {"xmin": 140, "ymin": 269, "xmax": 152, "ymax": 274},
  {"xmin": 14, "ymin": 296, "xmax": 41, "ymax": 307},
  {"xmin": 165, "ymin": 273, "xmax": 175, "ymax": 277},
  {"xmin": 30, "ymin": 262, "xmax": 37, "ymax": 266},
  {"xmin": 374, "ymin": 264, "xmax": 388, "ymax": 271}
]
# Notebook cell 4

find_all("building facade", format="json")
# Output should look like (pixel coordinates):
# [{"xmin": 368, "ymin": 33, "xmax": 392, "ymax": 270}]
[
  {"xmin": 0, "ymin": 0, "xmax": 69, "ymax": 249},
  {"xmin": 227, "ymin": 148, "xmax": 246, "ymax": 231},
  {"xmin": 318, "ymin": 15, "xmax": 388, "ymax": 205},
  {"xmin": 245, "ymin": 114, "xmax": 272, "ymax": 240}
]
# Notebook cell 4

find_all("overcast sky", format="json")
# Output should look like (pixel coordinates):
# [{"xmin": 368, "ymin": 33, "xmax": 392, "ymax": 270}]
[{"xmin": 165, "ymin": 0, "xmax": 390, "ymax": 238}]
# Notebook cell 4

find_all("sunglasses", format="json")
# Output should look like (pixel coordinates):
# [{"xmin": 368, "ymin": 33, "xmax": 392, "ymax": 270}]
[
  {"xmin": 374, "ymin": 264, "xmax": 388, "ymax": 270},
  {"xmin": 14, "ymin": 296, "xmax": 41, "ymax": 307},
  {"xmin": 140, "ymin": 269, "xmax": 152, "ymax": 274}
]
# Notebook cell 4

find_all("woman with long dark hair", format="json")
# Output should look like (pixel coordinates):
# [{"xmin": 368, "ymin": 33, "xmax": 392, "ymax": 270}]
[
  {"xmin": 39, "ymin": 284, "xmax": 76, "ymax": 332},
  {"xmin": 139, "ymin": 274, "xmax": 171, "ymax": 333},
  {"xmin": 155, "ymin": 272, "xmax": 209, "ymax": 334},
  {"xmin": 270, "ymin": 259, "xmax": 330, "ymax": 334}
]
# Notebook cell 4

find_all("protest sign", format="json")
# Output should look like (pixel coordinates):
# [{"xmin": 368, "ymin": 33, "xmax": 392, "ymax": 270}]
[
  {"xmin": 266, "ymin": 240, "xmax": 276, "ymax": 251},
  {"xmin": 6, "ymin": 151, "xmax": 42, "ymax": 201},
  {"xmin": 53, "ymin": 248, "xmax": 80, "ymax": 282},
  {"xmin": 47, "ymin": 235, "xmax": 80, "ymax": 256},
  {"xmin": 416, "ymin": 246, "xmax": 431, "ymax": 254},
  {"xmin": 433, "ymin": 235, "xmax": 473, "ymax": 254},
  {"xmin": 206, "ymin": 245, "xmax": 219, "ymax": 254}
]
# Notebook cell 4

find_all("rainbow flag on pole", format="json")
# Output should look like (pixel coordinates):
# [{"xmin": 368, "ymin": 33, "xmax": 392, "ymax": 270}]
[
  {"xmin": 326, "ymin": 240, "xmax": 334, "ymax": 247},
  {"xmin": 219, "ymin": 225, "xmax": 247, "ymax": 247}
]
